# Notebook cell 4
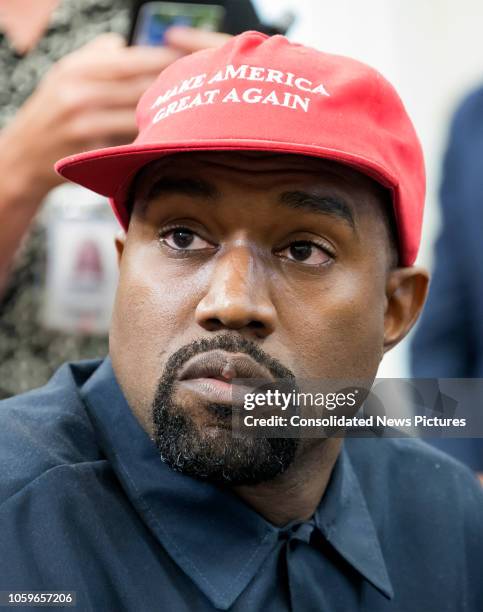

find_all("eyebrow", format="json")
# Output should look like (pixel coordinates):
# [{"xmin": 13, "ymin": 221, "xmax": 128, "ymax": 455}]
[
  {"xmin": 139, "ymin": 176, "xmax": 219, "ymax": 214},
  {"xmin": 279, "ymin": 191, "xmax": 355, "ymax": 229},
  {"xmin": 136, "ymin": 176, "xmax": 355, "ymax": 230}
]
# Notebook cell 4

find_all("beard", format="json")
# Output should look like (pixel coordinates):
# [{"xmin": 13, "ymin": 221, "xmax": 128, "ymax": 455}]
[{"xmin": 152, "ymin": 333, "xmax": 299, "ymax": 486}]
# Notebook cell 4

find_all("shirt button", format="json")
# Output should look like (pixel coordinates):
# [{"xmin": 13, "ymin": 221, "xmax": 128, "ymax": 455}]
[{"xmin": 292, "ymin": 523, "xmax": 315, "ymax": 543}]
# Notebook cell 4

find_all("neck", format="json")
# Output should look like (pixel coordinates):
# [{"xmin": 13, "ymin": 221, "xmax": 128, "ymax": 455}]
[
  {"xmin": 233, "ymin": 438, "xmax": 342, "ymax": 526},
  {"xmin": 0, "ymin": 0, "xmax": 60, "ymax": 54}
]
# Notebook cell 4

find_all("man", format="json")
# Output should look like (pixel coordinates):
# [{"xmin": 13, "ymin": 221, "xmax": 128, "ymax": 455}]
[
  {"xmin": 1, "ymin": 32, "xmax": 482, "ymax": 612},
  {"xmin": 410, "ymin": 88, "xmax": 483, "ymax": 476}
]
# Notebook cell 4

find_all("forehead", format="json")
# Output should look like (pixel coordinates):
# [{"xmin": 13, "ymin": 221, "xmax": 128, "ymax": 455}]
[{"xmin": 133, "ymin": 151, "xmax": 385, "ymax": 199}]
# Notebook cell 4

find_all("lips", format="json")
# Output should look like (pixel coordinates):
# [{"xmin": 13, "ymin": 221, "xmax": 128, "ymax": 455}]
[
  {"xmin": 176, "ymin": 350, "xmax": 274, "ymax": 407},
  {"xmin": 178, "ymin": 350, "xmax": 274, "ymax": 384}
]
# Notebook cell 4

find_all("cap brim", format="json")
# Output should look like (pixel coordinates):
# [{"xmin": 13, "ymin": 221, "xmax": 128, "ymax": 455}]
[{"xmin": 56, "ymin": 139, "xmax": 396, "ymax": 231}]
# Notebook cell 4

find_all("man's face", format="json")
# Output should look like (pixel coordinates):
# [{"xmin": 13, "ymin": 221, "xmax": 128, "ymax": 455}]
[{"xmin": 110, "ymin": 151, "xmax": 416, "ymax": 484}]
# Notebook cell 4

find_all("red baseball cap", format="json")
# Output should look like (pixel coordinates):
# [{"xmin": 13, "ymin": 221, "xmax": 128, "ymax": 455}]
[{"xmin": 56, "ymin": 31, "xmax": 425, "ymax": 265}]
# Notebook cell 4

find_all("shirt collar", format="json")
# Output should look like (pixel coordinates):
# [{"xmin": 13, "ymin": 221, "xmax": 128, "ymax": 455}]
[
  {"xmin": 80, "ymin": 358, "xmax": 393, "ymax": 608},
  {"xmin": 315, "ymin": 446, "xmax": 394, "ymax": 599}
]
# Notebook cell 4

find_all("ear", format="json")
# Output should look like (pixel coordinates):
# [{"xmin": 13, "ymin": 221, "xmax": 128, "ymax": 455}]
[
  {"xmin": 114, "ymin": 230, "xmax": 126, "ymax": 267},
  {"xmin": 383, "ymin": 266, "xmax": 429, "ymax": 352}
]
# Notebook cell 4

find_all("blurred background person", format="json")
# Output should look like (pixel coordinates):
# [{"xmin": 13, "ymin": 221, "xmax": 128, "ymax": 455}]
[
  {"xmin": 410, "ymin": 89, "xmax": 483, "ymax": 477},
  {"xmin": 0, "ymin": 0, "xmax": 262, "ymax": 398}
]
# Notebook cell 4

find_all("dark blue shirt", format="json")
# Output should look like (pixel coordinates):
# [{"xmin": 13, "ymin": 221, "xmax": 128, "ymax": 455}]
[{"xmin": 1, "ymin": 359, "xmax": 482, "ymax": 611}]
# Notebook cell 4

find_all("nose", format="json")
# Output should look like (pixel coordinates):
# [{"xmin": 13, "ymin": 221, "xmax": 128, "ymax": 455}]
[{"xmin": 195, "ymin": 244, "xmax": 276, "ymax": 338}]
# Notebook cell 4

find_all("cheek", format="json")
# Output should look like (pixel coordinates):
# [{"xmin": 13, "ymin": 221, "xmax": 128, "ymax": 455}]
[
  {"xmin": 109, "ymin": 243, "xmax": 205, "ymax": 418},
  {"xmin": 278, "ymin": 268, "xmax": 386, "ymax": 379}
]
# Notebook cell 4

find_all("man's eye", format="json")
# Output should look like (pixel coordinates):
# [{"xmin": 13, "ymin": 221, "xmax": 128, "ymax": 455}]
[
  {"xmin": 278, "ymin": 241, "xmax": 331, "ymax": 265},
  {"xmin": 160, "ymin": 228, "xmax": 212, "ymax": 250}
]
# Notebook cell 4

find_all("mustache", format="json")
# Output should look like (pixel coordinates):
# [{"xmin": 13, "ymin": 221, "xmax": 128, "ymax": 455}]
[
  {"xmin": 151, "ymin": 332, "xmax": 300, "ymax": 484},
  {"xmin": 160, "ymin": 332, "xmax": 296, "ymax": 385}
]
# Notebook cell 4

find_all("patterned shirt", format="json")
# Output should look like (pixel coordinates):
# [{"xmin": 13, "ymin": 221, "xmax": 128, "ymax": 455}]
[{"xmin": 0, "ymin": 0, "xmax": 129, "ymax": 398}]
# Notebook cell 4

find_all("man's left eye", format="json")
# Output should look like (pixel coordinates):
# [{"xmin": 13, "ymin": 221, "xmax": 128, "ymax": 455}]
[
  {"xmin": 277, "ymin": 241, "xmax": 331, "ymax": 265},
  {"xmin": 160, "ymin": 228, "xmax": 212, "ymax": 250}
]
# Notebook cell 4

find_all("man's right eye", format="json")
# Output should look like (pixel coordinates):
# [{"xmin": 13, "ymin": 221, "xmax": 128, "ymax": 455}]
[{"xmin": 159, "ymin": 227, "xmax": 213, "ymax": 251}]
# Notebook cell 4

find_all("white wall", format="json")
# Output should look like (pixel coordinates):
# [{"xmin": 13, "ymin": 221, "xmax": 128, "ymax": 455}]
[{"xmin": 253, "ymin": 0, "xmax": 483, "ymax": 376}]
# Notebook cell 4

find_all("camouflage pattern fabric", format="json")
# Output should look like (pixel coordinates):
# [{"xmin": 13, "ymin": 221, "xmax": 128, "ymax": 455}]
[{"xmin": 0, "ymin": 0, "xmax": 129, "ymax": 398}]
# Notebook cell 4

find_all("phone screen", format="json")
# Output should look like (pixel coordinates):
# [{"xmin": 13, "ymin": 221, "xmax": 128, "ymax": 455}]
[{"xmin": 132, "ymin": 1, "xmax": 225, "ymax": 46}]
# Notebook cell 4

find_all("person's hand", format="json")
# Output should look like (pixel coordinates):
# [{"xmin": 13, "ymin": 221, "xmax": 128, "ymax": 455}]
[
  {"xmin": 0, "ymin": 28, "xmax": 231, "ymax": 199},
  {"xmin": 0, "ymin": 33, "xmax": 179, "ymax": 198},
  {"xmin": 164, "ymin": 26, "xmax": 232, "ymax": 51}
]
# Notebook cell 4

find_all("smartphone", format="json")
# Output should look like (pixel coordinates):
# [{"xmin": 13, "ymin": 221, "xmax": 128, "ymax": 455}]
[{"xmin": 129, "ymin": 1, "xmax": 226, "ymax": 46}]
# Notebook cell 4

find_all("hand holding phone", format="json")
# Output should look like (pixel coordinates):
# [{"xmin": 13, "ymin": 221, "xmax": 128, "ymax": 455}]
[{"xmin": 130, "ymin": 1, "xmax": 226, "ymax": 46}]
